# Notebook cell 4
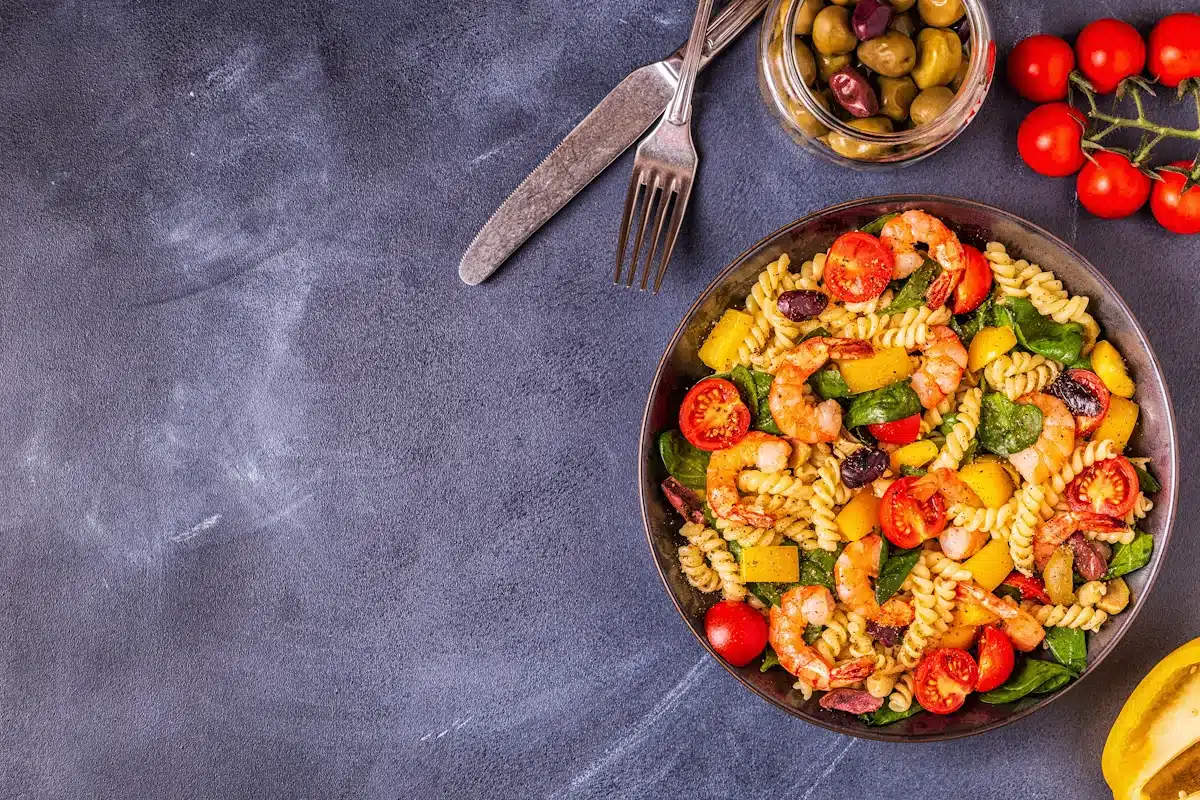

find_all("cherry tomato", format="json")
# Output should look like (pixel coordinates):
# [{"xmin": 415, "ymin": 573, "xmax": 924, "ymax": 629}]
[
  {"xmin": 1075, "ymin": 18, "xmax": 1147, "ymax": 94},
  {"xmin": 915, "ymin": 648, "xmax": 979, "ymax": 715},
  {"xmin": 679, "ymin": 378, "xmax": 750, "ymax": 452},
  {"xmin": 1000, "ymin": 571, "xmax": 1053, "ymax": 605},
  {"xmin": 1151, "ymin": 161, "xmax": 1200, "ymax": 235},
  {"xmin": 975, "ymin": 627, "xmax": 1016, "ymax": 693},
  {"xmin": 880, "ymin": 476, "xmax": 947, "ymax": 549},
  {"xmin": 1007, "ymin": 34, "xmax": 1075, "ymax": 102},
  {"xmin": 951, "ymin": 244, "xmax": 993, "ymax": 314},
  {"xmin": 825, "ymin": 232, "xmax": 894, "ymax": 303},
  {"xmin": 1017, "ymin": 103, "xmax": 1087, "ymax": 177},
  {"xmin": 868, "ymin": 414, "xmax": 921, "ymax": 444},
  {"xmin": 1066, "ymin": 368, "xmax": 1111, "ymax": 436},
  {"xmin": 704, "ymin": 600, "xmax": 768, "ymax": 667},
  {"xmin": 1148, "ymin": 13, "xmax": 1200, "ymax": 88},
  {"xmin": 1075, "ymin": 151, "xmax": 1151, "ymax": 219},
  {"xmin": 1066, "ymin": 455, "xmax": 1139, "ymax": 518}
]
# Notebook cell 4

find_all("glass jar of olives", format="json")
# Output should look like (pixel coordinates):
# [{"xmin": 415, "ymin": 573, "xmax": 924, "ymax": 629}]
[{"xmin": 758, "ymin": 0, "xmax": 994, "ymax": 168}]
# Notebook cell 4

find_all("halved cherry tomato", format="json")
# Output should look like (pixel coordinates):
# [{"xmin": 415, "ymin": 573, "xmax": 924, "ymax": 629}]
[
  {"xmin": 679, "ymin": 378, "xmax": 750, "ymax": 452},
  {"xmin": 705, "ymin": 600, "xmax": 768, "ymax": 667},
  {"xmin": 1075, "ymin": 18, "xmax": 1147, "ymax": 95},
  {"xmin": 1000, "ymin": 571, "xmax": 1053, "ymax": 605},
  {"xmin": 880, "ymin": 476, "xmax": 947, "ymax": 549},
  {"xmin": 1066, "ymin": 369, "xmax": 1111, "ymax": 436},
  {"xmin": 1066, "ymin": 455, "xmax": 1139, "ymax": 518},
  {"xmin": 975, "ymin": 627, "xmax": 1016, "ymax": 693},
  {"xmin": 1148, "ymin": 13, "xmax": 1200, "ymax": 88},
  {"xmin": 868, "ymin": 414, "xmax": 921, "ymax": 444},
  {"xmin": 951, "ymin": 244, "xmax": 993, "ymax": 314},
  {"xmin": 915, "ymin": 648, "xmax": 979, "ymax": 715},
  {"xmin": 825, "ymin": 232, "xmax": 894, "ymax": 303}
]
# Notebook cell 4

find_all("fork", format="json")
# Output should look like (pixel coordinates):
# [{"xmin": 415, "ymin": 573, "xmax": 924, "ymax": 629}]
[{"xmin": 614, "ymin": 0, "xmax": 717, "ymax": 293}]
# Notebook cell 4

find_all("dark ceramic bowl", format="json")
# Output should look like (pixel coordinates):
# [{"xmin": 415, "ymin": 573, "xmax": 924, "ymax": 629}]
[{"xmin": 639, "ymin": 195, "xmax": 1178, "ymax": 741}]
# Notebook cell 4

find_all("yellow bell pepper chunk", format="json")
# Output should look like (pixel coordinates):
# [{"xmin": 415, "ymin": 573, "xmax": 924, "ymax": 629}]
[
  {"xmin": 937, "ymin": 625, "xmax": 979, "ymax": 650},
  {"xmin": 1091, "ymin": 340, "xmax": 1137, "ymax": 398},
  {"xmin": 958, "ymin": 461, "xmax": 1015, "ymax": 509},
  {"xmin": 967, "ymin": 326, "xmax": 1017, "ymax": 372},
  {"xmin": 1094, "ymin": 396, "xmax": 1139, "ymax": 452},
  {"xmin": 838, "ymin": 347, "xmax": 913, "ymax": 394},
  {"xmin": 889, "ymin": 440, "xmax": 939, "ymax": 473},
  {"xmin": 1103, "ymin": 638, "xmax": 1200, "ymax": 800},
  {"xmin": 741, "ymin": 545, "xmax": 800, "ymax": 583},
  {"xmin": 698, "ymin": 309, "xmax": 754, "ymax": 373},
  {"xmin": 835, "ymin": 490, "xmax": 880, "ymax": 542},
  {"xmin": 951, "ymin": 600, "xmax": 1000, "ymax": 627},
  {"xmin": 962, "ymin": 538, "xmax": 1014, "ymax": 591}
]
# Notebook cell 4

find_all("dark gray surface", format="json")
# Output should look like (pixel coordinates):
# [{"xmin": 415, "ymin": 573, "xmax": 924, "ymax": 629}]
[{"xmin": 0, "ymin": 0, "xmax": 1195, "ymax": 797}]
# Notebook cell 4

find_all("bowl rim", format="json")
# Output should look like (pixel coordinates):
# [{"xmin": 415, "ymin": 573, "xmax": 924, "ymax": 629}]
[{"xmin": 638, "ymin": 193, "xmax": 1179, "ymax": 742}]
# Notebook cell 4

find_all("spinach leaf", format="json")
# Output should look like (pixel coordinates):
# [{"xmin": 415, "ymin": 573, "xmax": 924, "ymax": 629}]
[
  {"xmin": 750, "ymin": 369, "xmax": 784, "ymax": 435},
  {"xmin": 702, "ymin": 503, "xmax": 719, "ymax": 529},
  {"xmin": 979, "ymin": 658, "xmax": 1076, "ymax": 704},
  {"xmin": 729, "ymin": 365, "xmax": 759, "ymax": 411},
  {"xmin": 876, "ymin": 547, "xmax": 922, "ymax": 603},
  {"xmin": 860, "ymin": 703, "xmax": 923, "ymax": 726},
  {"xmin": 899, "ymin": 465, "xmax": 928, "ymax": 477},
  {"xmin": 760, "ymin": 646, "xmax": 782, "ymax": 672},
  {"xmin": 1104, "ymin": 532, "xmax": 1154, "ymax": 579},
  {"xmin": 658, "ymin": 430, "xmax": 710, "ymax": 490},
  {"xmin": 880, "ymin": 259, "xmax": 940, "ymax": 315},
  {"xmin": 950, "ymin": 297, "xmax": 995, "ymax": 347},
  {"xmin": 801, "ymin": 326, "xmax": 832, "ymax": 342},
  {"xmin": 747, "ymin": 581, "xmax": 799, "ymax": 608},
  {"xmin": 995, "ymin": 297, "xmax": 1085, "ymax": 364},
  {"xmin": 878, "ymin": 538, "xmax": 888, "ymax": 570},
  {"xmin": 726, "ymin": 538, "xmax": 743, "ymax": 560},
  {"xmin": 1043, "ymin": 627, "xmax": 1088, "ymax": 675},
  {"xmin": 809, "ymin": 365, "xmax": 852, "ymax": 400},
  {"xmin": 799, "ymin": 545, "xmax": 843, "ymax": 591},
  {"xmin": 804, "ymin": 624, "xmax": 824, "ymax": 645},
  {"xmin": 859, "ymin": 212, "xmax": 898, "ymax": 236},
  {"xmin": 1066, "ymin": 352, "xmax": 1093, "ymax": 371},
  {"xmin": 960, "ymin": 438, "xmax": 980, "ymax": 466},
  {"xmin": 978, "ymin": 392, "xmax": 1044, "ymax": 457},
  {"xmin": 938, "ymin": 413, "xmax": 961, "ymax": 436},
  {"xmin": 1134, "ymin": 464, "xmax": 1162, "ymax": 494},
  {"xmin": 844, "ymin": 381, "xmax": 923, "ymax": 428}
]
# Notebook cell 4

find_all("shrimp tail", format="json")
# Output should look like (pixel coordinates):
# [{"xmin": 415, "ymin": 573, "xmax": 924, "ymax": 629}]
[
  {"xmin": 829, "ymin": 339, "xmax": 875, "ymax": 360},
  {"xmin": 829, "ymin": 655, "xmax": 876, "ymax": 688},
  {"xmin": 925, "ymin": 270, "xmax": 961, "ymax": 309}
]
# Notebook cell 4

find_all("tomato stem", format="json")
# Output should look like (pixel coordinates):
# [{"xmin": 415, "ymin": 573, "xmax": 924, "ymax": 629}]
[{"xmin": 1068, "ymin": 72, "xmax": 1200, "ymax": 169}]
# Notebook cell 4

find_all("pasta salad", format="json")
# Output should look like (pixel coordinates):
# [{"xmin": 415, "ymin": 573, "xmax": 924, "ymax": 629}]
[{"xmin": 658, "ymin": 210, "xmax": 1158, "ymax": 725}]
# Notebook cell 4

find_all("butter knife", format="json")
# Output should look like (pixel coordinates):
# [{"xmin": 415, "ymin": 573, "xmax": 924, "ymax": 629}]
[{"xmin": 458, "ymin": 0, "xmax": 768, "ymax": 286}]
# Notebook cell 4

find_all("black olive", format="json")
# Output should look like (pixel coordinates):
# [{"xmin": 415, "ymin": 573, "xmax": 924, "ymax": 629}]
[
  {"xmin": 777, "ymin": 289, "xmax": 829, "ymax": 321},
  {"xmin": 1046, "ymin": 373, "xmax": 1102, "ymax": 417},
  {"xmin": 840, "ymin": 446, "xmax": 889, "ymax": 489},
  {"xmin": 953, "ymin": 14, "xmax": 972, "ymax": 44}
]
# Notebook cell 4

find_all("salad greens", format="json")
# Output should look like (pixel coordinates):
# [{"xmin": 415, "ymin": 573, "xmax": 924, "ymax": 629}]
[
  {"xmin": 760, "ymin": 646, "xmax": 782, "ymax": 672},
  {"xmin": 899, "ymin": 465, "xmax": 928, "ymax": 477},
  {"xmin": 859, "ymin": 212, "xmax": 898, "ymax": 236},
  {"xmin": 881, "ymin": 259, "xmax": 940, "ymax": 315},
  {"xmin": 950, "ymin": 297, "xmax": 995, "ymax": 347},
  {"xmin": 994, "ymin": 297, "xmax": 1085, "ymax": 365},
  {"xmin": 799, "ymin": 545, "xmax": 844, "ymax": 592},
  {"xmin": 978, "ymin": 392, "xmax": 1044, "ymax": 456},
  {"xmin": 730, "ymin": 365, "xmax": 784, "ymax": 435},
  {"xmin": 809, "ymin": 365, "xmax": 852, "ymax": 400},
  {"xmin": 658, "ymin": 430, "xmax": 709, "ymax": 490},
  {"xmin": 844, "ymin": 381, "xmax": 922, "ymax": 428},
  {"xmin": 1105, "ymin": 532, "xmax": 1154, "ymax": 579},
  {"xmin": 876, "ymin": 547, "xmax": 922, "ymax": 604},
  {"xmin": 1134, "ymin": 464, "xmax": 1162, "ymax": 493},
  {"xmin": 860, "ymin": 703, "xmax": 923, "ymax": 726},
  {"xmin": 979, "ymin": 659, "xmax": 1075, "ymax": 704},
  {"xmin": 1043, "ymin": 627, "xmax": 1088, "ymax": 675},
  {"xmin": 804, "ymin": 624, "xmax": 825, "ymax": 645}
]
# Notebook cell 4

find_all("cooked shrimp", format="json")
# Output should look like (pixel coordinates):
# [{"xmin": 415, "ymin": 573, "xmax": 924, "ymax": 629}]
[
  {"xmin": 876, "ymin": 596, "xmax": 915, "ymax": 627},
  {"xmin": 911, "ymin": 467, "xmax": 983, "ymax": 507},
  {"xmin": 880, "ymin": 210, "xmax": 968, "ymax": 308},
  {"xmin": 1033, "ymin": 511, "xmax": 1126, "ymax": 571},
  {"xmin": 834, "ymin": 534, "xmax": 882, "ymax": 619},
  {"xmin": 939, "ymin": 525, "xmax": 990, "ymax": 560},
  {"xmin": 769, "ymin": 586, "xmax": 876, "ymax": 689},
  {"xmin": 957, "ymin": 581, "xmax": 1045, "ymax": 651},
  {"xmin": 1008, "ymin": 393, "xmax": 1076, "ymax": 485},
  {"xmin": 909, "ymin": 326, "xmax": 968, "ymax": 410},
  {"xmin": 706, "ymin": 431, "xmax": 792, "ymax": 528},
  {"xmin": 769, "ymin": 337, "xmax": 874, "ymax": 443}
]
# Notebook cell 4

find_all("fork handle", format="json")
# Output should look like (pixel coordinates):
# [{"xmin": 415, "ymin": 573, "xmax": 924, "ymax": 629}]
[{"xmin": 665, "ymin": 0, "xmax": 719, "ymax": 125}]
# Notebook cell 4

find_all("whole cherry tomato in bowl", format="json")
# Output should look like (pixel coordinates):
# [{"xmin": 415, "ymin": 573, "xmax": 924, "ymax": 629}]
[
  {"xmin": 1017, "ymin": 103, "xmax": 1087, "ymax": 177},
  {"xmin": 704, "ymin": 601, "xmax": 768, "ymax": 667},
  {"xmin": 1075, "ymin": 18, "xmax": 1147, "ymax": 94},
  {"xmin": 1076, "ymin": 151, "xmax": 1152, "ymax": 219},
  {"xmin": 1151, "ymin": 161, "xmax": 1200, "ymax": 235},
  {"xmin": 1148, "ymin": 12, "xmax": 1200, "ymax": 88},
  {"xmin": 1007, "ymin": 34, "xmax": 1075, "ymax": 102}
]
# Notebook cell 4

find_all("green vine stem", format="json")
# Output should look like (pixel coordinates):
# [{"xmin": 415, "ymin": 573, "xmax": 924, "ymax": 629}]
[{"xmin": 1069, "ymin": 72, "xmax": 1200, "ymax": 171}]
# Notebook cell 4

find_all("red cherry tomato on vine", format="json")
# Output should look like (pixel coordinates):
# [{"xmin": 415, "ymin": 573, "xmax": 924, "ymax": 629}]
[
  {"xmin": 1148, "ymin": 13, "xmax": 1200, "ymax": 88},
  {"xmin": 1151, "ymin": 161, "xmax": 1200, "ymax": 235},
  {"xmin": 974, "ymin": 627, "xmax": 1016, "ymax": 693},
  {"xmin": 951, "ymin": 244, "xmax": 993, "ymax": 314},
  {"xmin": 1076, "ymin": 151, "xmax": 1151, "ymax": 219},
  {"xmin": 704, "ymin": 601, "xmax": 768, "ymax": 666},
  {"xmin": 1017, "ymin": 103, "xmax": 1087, "ymax": 177},
  {"xmin": 868, "ymin": 414, "xmax": 921, "ymax": 444},
  {"xmin": 1075, "ymin": 18, "xmax": 1147, "ymax": 94},
  {"xmin": 1007, "ymin": 34, "xmax": 1075, "ymax": 102},
  {"xmin": 679, "ymin": 378, "xmax": 750, "ymax": 451}
]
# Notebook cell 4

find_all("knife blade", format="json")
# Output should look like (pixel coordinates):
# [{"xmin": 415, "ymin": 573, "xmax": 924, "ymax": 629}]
[{"xmin": 458, "ymin": 0, "xmax": 768, "ymax": 286}]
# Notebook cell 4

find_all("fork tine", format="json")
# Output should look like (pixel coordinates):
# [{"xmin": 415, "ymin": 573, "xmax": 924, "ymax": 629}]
[
  {"xmin": 653, "ymin": 181, "xmax": 691, "ymax": 294},
  {"xmin": 640, "ymin": 181, "xmax": 676, "ymax": 291},
  {"xmin": 614, "ymin": 171, "xmax": 645, "ymax": 284},
  {"xmin": 626, "ymin": 173, "xmax": 661, "ymax": 287}
]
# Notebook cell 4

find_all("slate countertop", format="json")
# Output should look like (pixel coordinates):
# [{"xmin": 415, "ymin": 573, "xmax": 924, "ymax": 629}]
[{"xmin": 1, "ymin": 0, "xmax": 1196, "ymax": 797}]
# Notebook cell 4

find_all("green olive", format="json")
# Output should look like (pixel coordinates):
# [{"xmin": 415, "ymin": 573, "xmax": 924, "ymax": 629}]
[
  {"xmin": 909, "ymin": 86, "xmax": 955, "ymax": 125},
  {"xmin": 789, "ymin": 89, "xmax": 833, "ymax": 137},
  {"xmin": 911, "ymin": 27, "xmax": 962, "ymax": 89},
  {"xmin": 794, "ymin": 39, "xmax": 818, "ymax": 85},
  {"xmin": 917, "ymin": 0, "xmax": 964, "ymax": 27},
  {"xmin": 888, "ymin": 0, "xmax": 916, "ymax": 10},
  {"xmin": 878, "ymin": 75, "xmax": 919, "ymax": 121},
  {"xmin": 856, "ymin": 31, "xmax": 917, "ymax": 77},
  {"xmin": 887, "ymin": 10, "xmax": 918, "ymax": 36},
  {"xmin": 812, "ymin": 6, "xmax": 857, "ymax": 55},
  {"xmin": 816, "ymin": 51, "xmax": 853, "ymax": 81},
  {"xmin": 827, "ymin": 115, "xmax": 894, "ymax": 159},
  {"xmin": 949, "ymin": 57, "xmax": 969, "ymax": 91},
  {"xmin": 778, "ymin": 0, "xmax": 824, "ymax": 37},
  {"xmin": 828, "ymin": 0, "xmax": 856, "ymax": 6}
]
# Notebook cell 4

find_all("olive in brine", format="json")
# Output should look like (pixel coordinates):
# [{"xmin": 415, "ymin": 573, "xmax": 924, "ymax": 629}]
[
  {"xmin": 777, "ymin": 289, "xmax": 829, "ymax": 321},
  {"xmin": 949, "ymin": 57, "xmax": 969, "ymax": 91},
  {"xmin": 878, "ymin": 75, "xmax": 919, "ymax": 121},
  {"xmin": 856, "ymin": 31, "xmax": 917, "ymax": 77},
  {"xmin": 840, "ymin": 447, "xmax": 889, "ymax": 489},
  {"xmin": 887, "ymin": 0, "xmax": 916, "ymax": 10},
  {"xmin": 829, "ymin": 65, "xmax": 880, "ymax": 117},
  {"xmin": 788, "ymin": 90, "xmax": 833, "ymax": 137},
  {"xmin": 816, "ymin": 51, "xmax": 854, "ymax": 81},
  {"xmin": 794, "ymin": 0, "xmax": 826, "ymax": 36},
  {"xmin": 852, "ymin": 0, "xmax": 893, "ymax": 40},
  {"xmin": 909, "ymin": 86, "xmax": 955, "ymax": 125},
  {"xmin": 887, "ymin": 10, "xmax": 918, "ymax": 36},
  {"xmin": 826, "ymin": 115, "xmax": 893, "ymax": 159},
  {"xmin": 911, "ymin": 27, "xmax": 962, "ymax": 89},
  {"xmin": 812, "ymin": 6, "xmax": 858, "ymax": 55},
  {"xmin": 917, "ymin": 0, "xmax": 964, "ymax": 27},
  {"xmin": 794, "ymin": 39, "xmax": 818, "ymax": 85}
]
